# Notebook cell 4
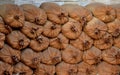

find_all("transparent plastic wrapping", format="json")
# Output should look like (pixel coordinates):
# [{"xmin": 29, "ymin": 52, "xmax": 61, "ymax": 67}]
[{"xmin": 0, "ymin": 0, "xmax": 120, "ymax": 7}]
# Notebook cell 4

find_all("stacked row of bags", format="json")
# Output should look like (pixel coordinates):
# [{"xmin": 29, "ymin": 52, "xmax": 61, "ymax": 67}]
[{"xmin": 0, "ymin": 2, "xmax": 120, "ymax": 75}]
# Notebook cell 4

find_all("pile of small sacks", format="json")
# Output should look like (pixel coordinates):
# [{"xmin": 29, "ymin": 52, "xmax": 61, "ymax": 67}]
[{"xmin": 0, "ymin": 2, "xmax": 120, "ymax": 75}]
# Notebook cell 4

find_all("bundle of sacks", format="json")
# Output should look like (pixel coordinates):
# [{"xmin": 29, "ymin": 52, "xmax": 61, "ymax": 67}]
[{"xmin": 0, "ymin": 2, "xmax": 120, "ymax": 75}]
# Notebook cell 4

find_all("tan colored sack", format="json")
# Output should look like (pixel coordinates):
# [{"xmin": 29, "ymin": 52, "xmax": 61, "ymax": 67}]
[
  {"xmin": 70, "ymin": 32, "xmax": 93, "ymax": 51},
  {"xmin": 86, "ymin": 3, "xmax": 116, "ymax": 23},
  {"xmin": 21, "ymin": 21, "xmax": 43, "ymax": 39},
  {"xmin": 97, "ymin": 62, "xmax": 120, "ymax": 75},
  {"xmin": 30, "ymin": 35, "xmax": 49, "ymax": 52},
  {"xmin": 62, "ymin": 4, "xmax": 80, "ymax": 21},
  {"xmin": 111, "ymin": 4, "xmax": 120, "ymax": 20},
  {"xmin": 62, "ymin": 45, "xmax": 83, "ymax": 64},
  {"xmin": 60, "ymin": 9, "xmax": 68, "ymax": 24},
  {"xmin": 0, "ymin": 33, "xmax": 5, "ymax": 49},
  {"xmin": 35, "ymin": 63, "xmax": 55, "ymax": 75},
  {"xmin": 0, "ymin": 4, "xmax": 24, "ymax": 28},
  {"xmin": 21, "ymin": 48, "xmax": 41, "ymax": 68},
  {"xmin": 107, "ymin": 19, "xmax": 120, "ymax": 37},
  {"xmin": 102, "ymin": 46, "xmax": 120, "ymax": 65},
  {"xmin": 114, "ymin": 35, "xmax": 120, "ymax": 48},
  {"xmin": 0, "ymin": 44, "xmax": 20, "ymax": 65},
  {"xmin": 77, "ymin": 62, "xmax": 97, "ymax": 75},
  {"xmin": 83, "ymin": 46, "xmax": 102, "ymax": 65},
  {"xmin": 56, "ymin": 62, "xmax": 77, "ymax": 75},
  {"xmin": 41, "ymin": 47, "xmax": 61, "ymax": 65},
  {"xmin": 21, "ymin": 4, "xmax": 47, "ymax": 25},
  {"xmin": 50, "ymin": 34, "xmax": 69, "ymax": 49},
  {"xmin": 94, "ymin": 33, "xmax": 113, "ymax": 50},
  {"xmin": 62, "ymin": 4, "xmax": 93, "ymax": 25},
  {"xmin": 84, "ymin": 17, "xmax": 108, "ymax": 39},
  {"xmin": 13, "ymin": 62, "xmax": 33, "ymax": 75},
  {"xmin": 40, "ymin": 2, "xmax": 68, "ymax": 24},
  {"xmin": 6, "ymin": 31, "xmax": 30, "ymax": 50},
  {"xmin": 43, "ymin": 21, "xmax": 61, "ymax": 38},
  {"xmin": 0, "ymin": 17, "xmax": 12, "ymax": 34},
  {"xmin": 62, "ymin": 18, "xmax": 82, "ymax": 39},
  {"xmin": 47, "ymin": 11, "xmax": 68, "ymax": 25},
  {"xmin": 0, "ymin": 61, "xmax": 13, "ymax": 75}
]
